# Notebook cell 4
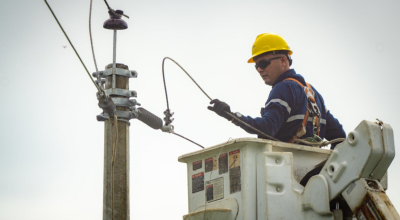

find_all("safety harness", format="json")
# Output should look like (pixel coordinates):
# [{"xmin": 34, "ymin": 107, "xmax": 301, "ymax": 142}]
[{"xmin": 284, "ymin": 78, "xmax": 322, "ymax": 143}]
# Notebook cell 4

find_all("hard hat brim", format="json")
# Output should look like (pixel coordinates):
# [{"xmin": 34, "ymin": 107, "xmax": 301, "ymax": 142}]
[{"xmin": 247, "ymin": 50, "xmax": 293, "ymax": 63}]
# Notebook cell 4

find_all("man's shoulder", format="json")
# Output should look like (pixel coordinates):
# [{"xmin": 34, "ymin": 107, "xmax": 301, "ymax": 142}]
[
  {"xmin": 268, "ymin": 80, "xmax": 305, "ymax": 104},
  {"xmin": 272, "ymin": 80, "xmax": 304, "ymax": 94}
]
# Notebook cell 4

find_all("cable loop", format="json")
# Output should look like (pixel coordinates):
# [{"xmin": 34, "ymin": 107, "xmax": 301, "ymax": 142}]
[
  {"xmin": 162, "ymin": 57, "xmax": 212, "ymax": 111},
  {"xmin": 292, "ymin": 138, "xmax": 346, "ymax": 147},
  {"xmin": 161, "ymin": 57, "xmax": 279, "ymax": 142},
  {"xmin": 161, "ymin": 57, "xmax": 344, "ymax": 146}
]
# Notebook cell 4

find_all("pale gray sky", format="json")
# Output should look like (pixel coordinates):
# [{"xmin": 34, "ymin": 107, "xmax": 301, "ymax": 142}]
[{"xmin": 0, "ymin": 0, "xmax": 399, "ymax": 219}]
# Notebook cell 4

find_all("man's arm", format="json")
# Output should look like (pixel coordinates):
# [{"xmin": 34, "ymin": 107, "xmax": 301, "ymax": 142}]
[
  {"xmin": 234, "ymin": 102, "xmax": 288, "ymax": 137},
  {"xmin": 232, "ymin": 83, "xmax": 294, "ymax": 138}
]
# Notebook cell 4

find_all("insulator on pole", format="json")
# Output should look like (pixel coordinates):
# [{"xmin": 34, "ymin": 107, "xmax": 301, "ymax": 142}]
[
  {"xmin": 103, "ymin": 10, "xmax": 128, "ymax": 30},
  {"xmin": 137, "ymin": 107, "xmax": 163, "ymax": 130}
]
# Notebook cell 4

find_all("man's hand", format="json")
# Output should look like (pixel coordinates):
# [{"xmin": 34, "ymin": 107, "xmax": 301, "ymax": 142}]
[{"xmin": 207, "ymin": 99, "xmax": 233, "ymax": 121}]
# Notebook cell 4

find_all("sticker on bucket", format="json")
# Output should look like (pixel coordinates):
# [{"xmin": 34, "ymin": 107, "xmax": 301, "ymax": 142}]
[
  {"xmin": 219, "ymin": 153, "xmax": 228, "ymax": 174},
  {"xmin": 229, "ymin": 150, "xmax": 241, "ymax": 194},
  {"xmin": 193, "ymin": 160, "xmax": 202, "ymax": 171},
  {"xmin": 206, "ymin": 177, "xmax": 224, "ymax": 202},
  {"xmin": 205, "ymin": 157, "xmax": 217, "ymax": 172},
  {"xmin": 192, "ymin": 172, "xmax": 204, "ymax": 193}
]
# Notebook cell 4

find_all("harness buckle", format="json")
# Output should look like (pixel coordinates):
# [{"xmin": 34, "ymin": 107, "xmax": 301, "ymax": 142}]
[
  {"xmin": 296, "ymin": 124, "xmax": 307, "ymax": 138},
  {"xmin": 307, "ymin": 99, "xmax": 321, "ymax": 117}
]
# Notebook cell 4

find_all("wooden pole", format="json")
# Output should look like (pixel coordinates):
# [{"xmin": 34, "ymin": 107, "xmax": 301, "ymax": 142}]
[{"xmin": 103, "ymin": 63, "xmax": 130, "ymax": 220}]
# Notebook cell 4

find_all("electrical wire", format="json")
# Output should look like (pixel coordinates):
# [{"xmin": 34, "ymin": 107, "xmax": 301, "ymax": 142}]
[
  {"xmin": 292, "ymin": 138, "xmax": 346, "ymax": 147},
  {"xmin": 173, "ymin": 132, "xmax": 204, "ymax": 149},
  {"xmin": 162, "ymin": 57, "xmax": 212, "ymax": 110},
  {"xmin": 44, "ymin": 0, "xmax": 101, "ymax": 93},
  {"xmin": 103, "ymin": 0, "xmax": 130, "ymax": 18},
  {"xmin": 89, "ymin": 0, "xmax": 99, "ymax": 74},
  {"xmin": 161, "ymin": 57, "xmax": 280, "ymax": 142},
  {"xmin": 103, "ymin": 0, "xmax": 111, "ymax": 10},
  {"xmin": 227, "ymin": 112, "xmax": 280, "ymax": 141},
  {"xmin": 88, "ymin": 2, "xmax": 117, "ymax": 218}
]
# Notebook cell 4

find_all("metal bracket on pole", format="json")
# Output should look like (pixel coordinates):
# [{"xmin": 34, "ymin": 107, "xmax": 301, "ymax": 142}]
[
  {"xmin": 105, "ymin": 88, "xmax": 137, "ymax": 98},
  {"xmin": 93, "ymin": 69, "xmax": 138, "ymax": 78},
  {"xmin": 97, "ymin": 111, "xmax": 134, "ymax": 124},
  {"xmin": 97, "ymin": 91, "xmax": 116, "ymax": 118},
  {"xmin": 111, "ymin": 97, "xmax": 140, "ymax": 107}
]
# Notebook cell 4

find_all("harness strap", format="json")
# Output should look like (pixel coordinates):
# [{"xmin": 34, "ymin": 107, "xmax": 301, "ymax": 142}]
[{"xmin": 284, "ymin": 78, "xmax": 320, "ymax": 143}]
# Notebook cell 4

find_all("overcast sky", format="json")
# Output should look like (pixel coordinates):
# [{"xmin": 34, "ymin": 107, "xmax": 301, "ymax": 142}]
[{"xmin": 0, "ymin": 0, "xmax": 399, "ymax": 219}]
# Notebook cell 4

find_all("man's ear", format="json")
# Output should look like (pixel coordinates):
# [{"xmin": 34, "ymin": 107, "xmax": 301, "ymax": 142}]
[{"xmin": 281, "ymin": 56, "xmax": 289, "ymax": 67}]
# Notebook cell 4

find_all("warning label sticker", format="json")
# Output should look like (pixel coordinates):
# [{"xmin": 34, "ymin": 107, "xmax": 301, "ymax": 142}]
[
  {"xmin": 206, "ymin": 177, "xmax": 224, "ymax": 203},
  {"xmin": 219, "ymin": 153, "xmax": 228, "ymax": 174},
  {"xmin": 229, "ymin": 150, "xmax": 240, "ymax": 169},
  {"xmin": 192, "ymin": 160, "xmax": 202, "ymax": 171},
  {"xmin": 192, "ymin": 172, "xmax": 204, "ymax": 194},
  {"xmin": 229, "ymin": 150, "xmax": 241, "ymax": 194},
  {"xmin": 205, "ymin": 157, "xmax": 217, "ymax": 173}
]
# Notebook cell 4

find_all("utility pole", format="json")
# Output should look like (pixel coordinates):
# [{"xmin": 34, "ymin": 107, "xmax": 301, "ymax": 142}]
[
  {"xmin": 103, "ymin": 63, "xmax": 133, "ymax": 220},
  {"xmin": 94, "ymin": 8, "xmax": 174, "ymax": 220},
  {"xmin": 94, "ymin": 10, "xmax": 139, "ymax": 220},
  {"xmin": 45, "ymin": 1, "xmax": 173, "ymax": 218}
]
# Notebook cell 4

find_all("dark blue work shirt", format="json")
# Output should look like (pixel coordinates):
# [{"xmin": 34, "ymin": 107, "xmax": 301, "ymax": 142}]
[{"xmin": 236, "ymin": 69, "xmax": 346, "ymax": 149}]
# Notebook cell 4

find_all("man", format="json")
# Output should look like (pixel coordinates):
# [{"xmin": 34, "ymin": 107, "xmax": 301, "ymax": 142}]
[{"xmin": 208, "ymin": 33, "xmax": 346, "ymax": 149}]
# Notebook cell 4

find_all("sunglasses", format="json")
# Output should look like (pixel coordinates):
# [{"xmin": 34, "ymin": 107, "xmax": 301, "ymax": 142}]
[{"xmin": 255, "ymin": 56, "xmax": 282, "ymax": 70}]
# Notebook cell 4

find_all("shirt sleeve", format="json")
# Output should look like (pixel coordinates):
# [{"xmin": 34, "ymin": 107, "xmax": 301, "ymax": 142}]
[{"xmin": 234, "ymin": 83, "xmax": 294, "ymax": 137}]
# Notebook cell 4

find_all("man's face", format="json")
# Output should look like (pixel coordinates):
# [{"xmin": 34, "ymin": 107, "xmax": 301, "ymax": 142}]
[{"xmin": 254, "ymin": 53, "xmax": 285, "ymax": 86}]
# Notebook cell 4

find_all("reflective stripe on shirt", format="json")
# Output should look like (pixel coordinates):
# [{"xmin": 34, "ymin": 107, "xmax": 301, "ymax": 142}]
[
  {"xmin": 265, "ymin": 99, "xmax": 291, "ymax": 114},
  {"xmin": 287, "ymin": 114, "xmax": 326, "ymax": 124}
]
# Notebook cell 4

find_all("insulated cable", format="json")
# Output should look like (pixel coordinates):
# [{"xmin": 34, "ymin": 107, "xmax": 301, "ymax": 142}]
[
  {"xmin": 103, "ymin": 0, "xmax": 130, "ymax": 18},
  {"xmin": 292, "ymin": 138, "xmax": 346, "ymax": 147},
  {"xmin": 226, "ymin": 112, "xmax": 280, "ymax": 141},
  {"xmin": 173, "ymin": 132, "xmax": 204, "ymax": 149},
  {"xmin": 161, "ymin": 57, "xmax": 280, "ymax": 142},
  {"xmin": 135, "ymin": 107, "xmax": 205, "ymax": 148},
  {"xmin": 162, "ymin": 57, "xmax": 212, "ymax": 110},
  {"xmin": 89, "ymin": 0, "xmax": 99, "ymax": 74},
  {"xmin": 103, "ymin": 0, "xmax": 111, "ymax": 10},
  {"xmin": 44, "ymin": 0, "xmax": 102, "ymax": 93}
]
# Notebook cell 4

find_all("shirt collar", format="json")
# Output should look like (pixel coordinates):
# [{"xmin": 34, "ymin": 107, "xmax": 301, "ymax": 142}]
[{"xmin": 272, "ymin": 69, "xmax": 306, "ymax": 87}]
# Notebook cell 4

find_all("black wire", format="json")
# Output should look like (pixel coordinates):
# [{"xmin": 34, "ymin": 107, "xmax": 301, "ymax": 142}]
[
  {"xmin": 173, "ymin": 132, "xmax": 204, "ymax": 149},
  {"xmin": 44, "ymin": 0, "xmax": 101, "ymax": 92},
  {"xmin": 162, "ymin": 58, "xmax": 171, "ymax": 110},
  {"xmin": 89, "ymin": 0, "xmax": 99, "ymax": 73},
  {"xmin": 227, "ymin": 112, "xmax": 280, "ymax": 141},
  {"xmin": 103, "ymin": 0, "xmax": 111, "ymax": 9},
  {"xmin": 162, "ymin": 57, "xmax": 213, "ymax": 110},
  {"xmin": 162, "ymin": 57, "xmax": 212, "ymax": 149},
  {"xmin": 161, "ymin": 57, "xmax": 281, "ymax": 142},
  {"xmin": 103, "ymin": 0, "xmax": 129, "ymax": 18}
]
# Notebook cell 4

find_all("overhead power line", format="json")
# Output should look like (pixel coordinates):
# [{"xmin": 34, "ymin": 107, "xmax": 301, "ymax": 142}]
[{"xmin": 44, "ymin": 0, "xmax": 101, "ymax": 92}]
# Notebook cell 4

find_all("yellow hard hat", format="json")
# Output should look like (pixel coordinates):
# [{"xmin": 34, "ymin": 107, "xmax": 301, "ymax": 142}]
[{"xmin": 248, "ymin": 33, "xmax": 293, "ymax": 63}]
